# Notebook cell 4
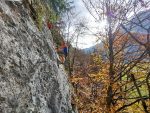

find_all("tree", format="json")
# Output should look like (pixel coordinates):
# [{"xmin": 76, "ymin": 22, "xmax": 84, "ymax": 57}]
[
  {"xmin": 60, "ymin": 8, "xmax": 88, "ymax": 76},
  {"xmin": 78, "ymin": 0, "xmax": 150, "ymax": 112}
]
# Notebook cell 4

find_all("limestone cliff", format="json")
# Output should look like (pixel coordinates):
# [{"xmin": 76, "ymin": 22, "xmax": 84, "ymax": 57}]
[{"xmin": 0, "ymin": 1, "xmax": 73, "ymax": 113}]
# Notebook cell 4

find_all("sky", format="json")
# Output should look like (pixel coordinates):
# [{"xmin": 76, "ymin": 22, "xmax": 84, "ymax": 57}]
[{"xmin": 72, "ymin": 0, "xmax": 105, "ymax": 49}]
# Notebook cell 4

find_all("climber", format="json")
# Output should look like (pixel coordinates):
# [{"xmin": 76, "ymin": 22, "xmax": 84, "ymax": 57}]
[
  {"xmin": 61, "ymin": 41, "xmax": 68, "ymax": 59},
  {"xmin": 56, "ymin": 41, "xmax": 68, "ymax": 64},
  {"xmin": 47, "ymin": 21, "xmax": 54, "ymax": 29}
]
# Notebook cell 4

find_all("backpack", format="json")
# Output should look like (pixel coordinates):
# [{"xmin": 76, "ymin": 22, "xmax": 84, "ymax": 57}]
[{"xmin": 63, "ymin": 47, "xmax": 68, "ymax": 57}]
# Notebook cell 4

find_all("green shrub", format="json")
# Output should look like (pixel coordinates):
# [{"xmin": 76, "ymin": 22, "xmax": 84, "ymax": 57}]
[{"xmin": 36, "ymin": 3, "xmax": 45, "ymax": 30}]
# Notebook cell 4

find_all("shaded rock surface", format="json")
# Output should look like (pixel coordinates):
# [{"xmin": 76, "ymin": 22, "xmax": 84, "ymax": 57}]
[{"xmin": 0, "ymin": 1, "xmax": 73, "ymax": 113}]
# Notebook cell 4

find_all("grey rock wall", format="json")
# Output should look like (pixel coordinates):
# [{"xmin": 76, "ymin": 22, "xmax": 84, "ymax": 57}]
[{"xmin": 0, "ymin": 1, "xmax": 73, "ymax": 113}]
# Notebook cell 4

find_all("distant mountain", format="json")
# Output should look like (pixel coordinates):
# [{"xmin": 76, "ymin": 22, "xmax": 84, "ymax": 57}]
[
  {"xmin": 82, "ymin": 45, "xmax": 96, "ymax": 54},
  {"xmin": 82, "ymin": 43, "xmax": 103, "ymax": 54},
  {"xmin": 120, "ymin": 9, "xmax": 150, "ymax": 35}
]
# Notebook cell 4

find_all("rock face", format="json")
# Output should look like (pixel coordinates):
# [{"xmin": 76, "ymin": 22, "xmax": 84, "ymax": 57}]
[{"xmin": 0, "ymin": 1, "xmax": 73, "ymax": 113}]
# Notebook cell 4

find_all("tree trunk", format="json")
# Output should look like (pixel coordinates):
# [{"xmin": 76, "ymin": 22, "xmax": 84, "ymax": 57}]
[
  {"xmin": 106, "ymin": 3, "xmax": 115, "ymax": 112},
  {"xmin": 131, "ymin": 74, "xmax": 149, "ymax": 113}
]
